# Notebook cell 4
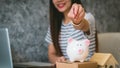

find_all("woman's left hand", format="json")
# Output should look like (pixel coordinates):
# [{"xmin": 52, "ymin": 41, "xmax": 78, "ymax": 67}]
[{"xmin": 68, "ymin": 3, "xmax": 85, "ymax": 25}]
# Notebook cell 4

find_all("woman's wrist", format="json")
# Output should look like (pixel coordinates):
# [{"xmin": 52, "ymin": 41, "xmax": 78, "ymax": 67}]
[
  {"xmin": 72, "ymin": 19, "xmax": 84, "ymax": 26},
  {"xmin": 72, "ymin": 19, "xmax": 84, "ymax": 28},
  {"xmin": 72, "ymin": 19, "xmax": 89, "ymax": 31},
  {"xmin": 72, "ymin": 21, "xmax": 81, "ymax": 26}
]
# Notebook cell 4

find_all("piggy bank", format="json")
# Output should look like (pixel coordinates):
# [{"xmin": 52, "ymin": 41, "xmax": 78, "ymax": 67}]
[{"xmin": 66, "ymin": 38, "xmax": 90, "ymax": 62}]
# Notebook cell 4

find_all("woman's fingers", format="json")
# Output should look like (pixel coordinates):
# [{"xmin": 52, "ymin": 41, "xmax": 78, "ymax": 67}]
[
  {"xmin": 68, "ymin": 3, "xmax": 85, "ymax": 24},
  {"xmin": 74, "ymin": 4, "xmax": 85, "ymax": 23},
  {"xmin": 68, "ymin": 6, "xmax": 75, "ymax": 18},
  {"xmin": 74, "ymin": 9, "xmax": 85, "ymax": 24},
  {"xmin": 73, "ymin": 3, "xmax": 79, "ymax": 18},
  {"xmin": 60, "ymin": 56, "xmax": 66, "ymax": 62},
  {"xmin": 75, "ymin": 5, "xmax": 85, "ymax": 20},
  {"xmin": 56, "ymin": 56, "xmax": 66, "ymax": 63}
]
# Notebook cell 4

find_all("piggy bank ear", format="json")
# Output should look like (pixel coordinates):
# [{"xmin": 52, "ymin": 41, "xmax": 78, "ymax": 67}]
[
  {"xmin": 68, "ymin": 38, "xmax": 73, "ymax": 43},
  {"xmin": 85, "ymin": 39, "xmax": 90, "ymax": 46}
]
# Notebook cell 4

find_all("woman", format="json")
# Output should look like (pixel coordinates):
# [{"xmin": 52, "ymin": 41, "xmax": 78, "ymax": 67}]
[{"xmin": 45, "ymin": 0, "xmax": 96, "ymax": 64}]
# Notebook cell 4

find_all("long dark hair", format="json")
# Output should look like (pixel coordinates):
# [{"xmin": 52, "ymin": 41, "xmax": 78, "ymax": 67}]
[{"xmin": 49, "ymin": 0, "xmax": 84, "ymax": 56}]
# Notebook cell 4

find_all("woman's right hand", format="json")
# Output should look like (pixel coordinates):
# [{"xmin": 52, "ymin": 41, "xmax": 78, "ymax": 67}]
[
  {"xmin": 48, "ymin": 44, "xmax": 66, "ymax": 64},
  {"xmin": 56, "ymin": 56, "xmax": 66, "ymax": 63},
  {"xmin": 68, "ymin": 3, "xmax": 85, "ymax": 25}
]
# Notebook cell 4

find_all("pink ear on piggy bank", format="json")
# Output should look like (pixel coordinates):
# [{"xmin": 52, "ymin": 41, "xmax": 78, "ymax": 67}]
[
  {"xmin": 68, "ymin": 38, "xmax": 73, "ymax": 43},
  {"xmin": 85, "ymin": 39, "xmax": 90, "ymax": 46}
]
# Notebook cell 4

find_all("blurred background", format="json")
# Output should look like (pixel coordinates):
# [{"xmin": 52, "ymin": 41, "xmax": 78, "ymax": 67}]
[{"xmin": 0, "ymin": 0, "xmax": 120, "ymax": 63}]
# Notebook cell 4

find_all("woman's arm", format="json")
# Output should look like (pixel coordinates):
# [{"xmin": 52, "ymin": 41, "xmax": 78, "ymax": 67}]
[
  {"xmin": 73, "ymin": 12, "xmax": 96, "ymax": 35},
  {"xmin": 67, "ymin": 3, "xmax": 90, "ymax": 32},
  {"xmin": 48, "ymin": 44, "xmax": 66, "ymax": 64},
  {"xmin": 72, "ymin": 18, "xmax": 90, "ymax": 32}
]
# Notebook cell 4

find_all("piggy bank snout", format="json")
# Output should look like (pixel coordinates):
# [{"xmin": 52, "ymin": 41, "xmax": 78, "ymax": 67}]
[{"xmin": 78, "ymin": 49, "xmax": 83, "ymax": 54}]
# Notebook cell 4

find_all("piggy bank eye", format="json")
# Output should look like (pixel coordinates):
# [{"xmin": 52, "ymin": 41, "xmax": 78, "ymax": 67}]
[
  {"xmin": 77, "ymin": 44, "xmax": 82, "ymax": 46},
  {"xmin": 79, "ymin": 44, "xmax": 82, "ymax": 46}
]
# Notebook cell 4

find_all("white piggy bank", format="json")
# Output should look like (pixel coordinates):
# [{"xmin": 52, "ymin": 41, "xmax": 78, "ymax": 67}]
[{"xmin": 66, "ymin": 38, "xmax": 90, "ymax": 62}]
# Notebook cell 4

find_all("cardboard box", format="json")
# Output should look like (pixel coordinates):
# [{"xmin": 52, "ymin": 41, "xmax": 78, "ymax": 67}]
[{"xmin": 56, "ymin": 61, "xmax": 97, "ymax": 68}]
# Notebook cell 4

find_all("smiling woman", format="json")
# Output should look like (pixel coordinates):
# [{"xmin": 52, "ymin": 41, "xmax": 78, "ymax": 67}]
[
  {"xmin": 45, "ymin": 0, "xmax": 96, "ymax": 64},
  {"xmin": 0, "ymin": 0, "xmax": 119, "ymax": 65}
]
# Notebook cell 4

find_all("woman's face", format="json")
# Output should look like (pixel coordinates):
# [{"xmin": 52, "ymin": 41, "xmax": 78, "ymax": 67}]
[{"xmin": 52, "ymin": 0, "xmax": 72, "ymax": 13}]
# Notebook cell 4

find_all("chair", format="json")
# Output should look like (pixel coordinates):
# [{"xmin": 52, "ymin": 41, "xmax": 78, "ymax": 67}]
[{"xmin": 97, "ymin": 33, "xmax": 120, "ymax": 67}]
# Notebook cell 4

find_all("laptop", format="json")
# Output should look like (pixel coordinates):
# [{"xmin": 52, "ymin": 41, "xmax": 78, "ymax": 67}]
[
  {"xmin": 0, "ymin": 28, "xmax": 13, "ymax": 68},
  {"xmin": 0, "ymin": 28, "xmax": 53, "ymax": 68}
]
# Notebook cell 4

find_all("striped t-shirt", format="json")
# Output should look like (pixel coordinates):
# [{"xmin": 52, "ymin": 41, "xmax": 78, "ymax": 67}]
[{"xmin": 45, "ymin": 13, "xmax": 96, "ymax": 60}]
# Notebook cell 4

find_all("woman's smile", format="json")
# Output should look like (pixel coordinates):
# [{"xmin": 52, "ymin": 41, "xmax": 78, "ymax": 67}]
[
  {"xmin": 57, "ymin": 3, "xmax": 65, "ymax": 9},
  {"xmin": 53, "ymin": 0, "xmax": 71, "ymax": 13}
]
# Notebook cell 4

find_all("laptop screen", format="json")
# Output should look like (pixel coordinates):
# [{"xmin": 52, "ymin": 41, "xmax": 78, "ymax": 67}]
[{"xmin": 0, "ymin": 28, "xmax": 13, "ymax": 68}]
